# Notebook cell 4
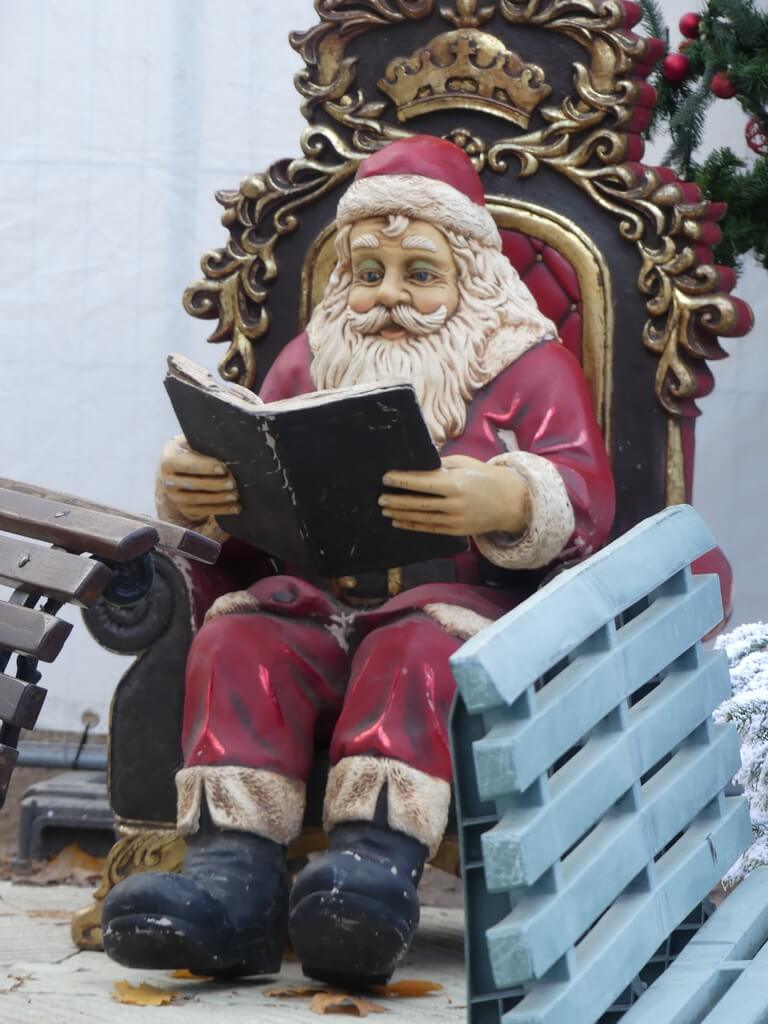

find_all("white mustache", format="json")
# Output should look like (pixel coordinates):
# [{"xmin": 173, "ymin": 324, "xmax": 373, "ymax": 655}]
[{"xmin": 346, "ymin": 303, "xmax": 450, "ymax": 337}]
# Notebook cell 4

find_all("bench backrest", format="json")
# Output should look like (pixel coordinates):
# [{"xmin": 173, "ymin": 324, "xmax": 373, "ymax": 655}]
[
  {"xmin": 0, "ymin": 479, "xmax": 218, "ymax": 805},
  {"xmin": 450, "ymin": 505, "xmax": 751, "ymax": 1024}
]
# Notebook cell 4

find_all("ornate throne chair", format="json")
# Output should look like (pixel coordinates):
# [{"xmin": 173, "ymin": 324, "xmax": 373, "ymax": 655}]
[{"xmin": 73, "ymin": 0, "xmax": 753, "ymax": 950}]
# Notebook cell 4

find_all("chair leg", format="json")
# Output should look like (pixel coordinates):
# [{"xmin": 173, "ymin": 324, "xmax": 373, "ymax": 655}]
[{"xmin": 71, "ymin": 829, "xmax": 185, "ymax": 951}]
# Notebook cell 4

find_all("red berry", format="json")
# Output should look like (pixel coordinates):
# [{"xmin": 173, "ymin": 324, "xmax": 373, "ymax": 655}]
[
  {"xmin": 679, "ymin": 12, "xmax": 702, "ymax": 39},
  {"xmin": 663, "ymin": 53, "xmax": 691, "ymax": 83},
  {"xmin": 711, "ymin": 71, "xmax": 737, "ymax": 99}
]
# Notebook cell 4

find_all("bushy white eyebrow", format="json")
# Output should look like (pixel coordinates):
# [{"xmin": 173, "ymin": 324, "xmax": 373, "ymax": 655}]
[
  {"xmin": 350, "ymin": 234, "xmax": 380, "ymax": 250},
  {"xmin": 401, "ymin": 234, "xmax": 439, "ymax": 253}
]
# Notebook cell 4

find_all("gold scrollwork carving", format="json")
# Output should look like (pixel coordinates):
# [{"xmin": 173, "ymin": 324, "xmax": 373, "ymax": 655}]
[
  {"xmin": 561, "ymin": 163, "xmax": 733, "ymax": 414},
  {"xmin": 441, "ymin": 0, "xmax": 495, "ymax": 27},
  {"xmin": 71, "ymin": 829, "xmax": 185, "ymax": 951},
  {"xmin": 379, "ymin": 30, "xmax": 551, "ymax": 128},
  {"xmin": 292, "ymin": 1, "xmax": 435, "ymax": 149},
  {"xmin": 185, "ymin": 0, "xmax": 744, "ymax": 425},
  {"xmin": 443, "ymin": 127, "xmax": 487, "ymax": 171},
  {"xmin": 183, "ymin": 128, "xmax": 360, "ymax": 389}
]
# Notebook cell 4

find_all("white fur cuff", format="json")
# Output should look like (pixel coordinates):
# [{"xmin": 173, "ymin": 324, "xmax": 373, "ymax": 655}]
[
  {"xmin": 203, "ymin": 590, "xmax": 261, "ymax": 625},
  {"xmin": 176, "ymin": 766, "xmax": 306, "ymax": 846},
  {"xmin": 337, "ymin": 175, "xmax": 501, "ymax": 250},
  {"xmin": 474, "ymin": 451, "xmax": 575, "ymax": 570},
  {"xmin": 324, "ymin": 756, "xmax": 451, "ymax": 860},
  {"xmin": 424, "ymin": 602, "xmax": 492, "ymax": 641}
]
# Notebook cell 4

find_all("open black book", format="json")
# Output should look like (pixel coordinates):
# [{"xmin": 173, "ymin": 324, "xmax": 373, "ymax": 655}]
[{"xmin": 164, "ymin": 355, "xmax": 467, "ymax": 577}]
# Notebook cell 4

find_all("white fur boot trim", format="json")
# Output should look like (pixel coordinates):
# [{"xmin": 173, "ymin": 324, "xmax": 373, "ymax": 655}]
[
  {"xmin": 176, "ymin": 766, "xmax": 306, "ymax": 846},
  {"xmin": 203, "ymin": 590, "xmax": 261, "ymax": 625},
  {"xmin": 424, "ymin": 603, "xmax": 492, "ymax": 641},
  {"xmin": 474, "ymin": 451, "xmax": 575, "ymax": 570},
  {"xmin": 323, "ymin": 756, "xmax": 451, "ymax": 860}
]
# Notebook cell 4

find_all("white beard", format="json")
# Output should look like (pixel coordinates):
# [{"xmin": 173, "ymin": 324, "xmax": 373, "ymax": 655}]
[{"xmin": 307, "ymin": 224, "xmax": 557, "ymax": 449}]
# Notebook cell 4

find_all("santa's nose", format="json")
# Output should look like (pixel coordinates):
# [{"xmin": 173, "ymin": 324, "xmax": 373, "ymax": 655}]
[{"xmin": 377, "ymin": 274, "xmax": 410, "ymax": 307}]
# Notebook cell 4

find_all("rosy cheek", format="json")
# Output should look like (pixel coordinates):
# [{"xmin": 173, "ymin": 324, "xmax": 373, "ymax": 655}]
[
  {"xmin": 348, "ymin": 286, "xmax": 376, "ymax": 313},
  {"xmin": 412, "ymin": 285, "xmax": 458, "ymax": 316}
]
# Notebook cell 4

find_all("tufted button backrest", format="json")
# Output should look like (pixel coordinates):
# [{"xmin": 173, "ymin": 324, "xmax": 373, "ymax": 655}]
[{"xmin": 500, "ymin": 229, "xmax": 583, "ymax": 363}]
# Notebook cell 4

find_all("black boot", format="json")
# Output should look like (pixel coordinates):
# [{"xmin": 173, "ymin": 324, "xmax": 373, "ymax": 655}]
[
  {"xmin": 288, "ymin": 788, "xmax": 428, "ymax": 989},
  {"xmin": 102, "ymin": 807, "xmax": 288, "ymax": 977}
]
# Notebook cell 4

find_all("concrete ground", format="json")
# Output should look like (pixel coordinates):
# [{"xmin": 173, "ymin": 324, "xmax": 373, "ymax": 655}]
[{"xmin": 0, "ymin": 881, "xmax": 466, "ymax": 1021}]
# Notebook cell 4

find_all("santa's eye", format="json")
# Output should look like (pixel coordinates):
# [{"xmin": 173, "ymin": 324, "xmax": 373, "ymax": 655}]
[
  {"xmin": 410, "ymin": 269, "xmax": 436, "ymax": 283},
  {"xmin": 360, "ymin": 270, "xmax": 382, "ymax": 283},
  {"xmin": 354, "ymin": 260, "xmax": 383, "ymax": 285}
]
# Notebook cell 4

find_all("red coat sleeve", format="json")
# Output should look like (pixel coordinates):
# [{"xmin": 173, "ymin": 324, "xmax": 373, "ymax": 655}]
[
  {"xmin": 466, "ymin": 340, "xmax": 616, "ymax": 562},
  {"xmin": 259, "ymin": 333, "xmax": 314, "ymax": 402}
]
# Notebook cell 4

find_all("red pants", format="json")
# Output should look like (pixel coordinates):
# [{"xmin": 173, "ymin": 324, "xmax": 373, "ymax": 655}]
[{"xmin": 180, "ymin": 577, "xmax": 490, "ymax": 783}]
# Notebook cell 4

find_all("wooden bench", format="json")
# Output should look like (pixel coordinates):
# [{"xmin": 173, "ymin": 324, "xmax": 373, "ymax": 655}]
[
  {"xmin": 0, "ymin": 478, "xmax": 219, "ymax": 806},
  {"xmin": 450, "ymin": 504, "xmax": 767, "ymax": 1024}
]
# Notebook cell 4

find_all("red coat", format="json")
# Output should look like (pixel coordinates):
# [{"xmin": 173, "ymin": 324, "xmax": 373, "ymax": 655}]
[
  {"xmin": 255, "ymin": 331, "xmax": 615, "ymax": 614},
  {"xmin": 182, "ymin": 332, "xmax": 616, "ymax": 781}
]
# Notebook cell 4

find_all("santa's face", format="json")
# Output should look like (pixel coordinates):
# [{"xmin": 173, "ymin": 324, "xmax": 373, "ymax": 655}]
[{"xmin": 348, "ymin": 218, "xmax": 459, "ymax": 339}]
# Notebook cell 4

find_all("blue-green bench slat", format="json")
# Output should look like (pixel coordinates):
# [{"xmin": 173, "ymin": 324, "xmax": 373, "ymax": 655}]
[
  {"xmin": 486, "ymin": 724, "xmax": 742, "ymax": 984},
  {"xmin": 473, "ymin": 574, "xmax": 722, "ymax": 798},
  {"xmin": 451, "ymin": 506, "xmax": 717, "ymax": 713},
  {"xmin": 621, "ymin": 868, "xmax": 768, "ymax": 1024},
  {"xmin": 450, "ymin": 507, "xmax": 755, "ymax": 1024},
  {"xmin": 500, "ymin": 799, "xmax": 751, "ymax": 1022},
  {"xmin": 482, "ymin": 650, "xmax": 731, "ymax": 890}
]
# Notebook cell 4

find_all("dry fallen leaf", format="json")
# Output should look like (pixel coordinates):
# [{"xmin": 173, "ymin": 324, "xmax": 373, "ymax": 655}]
[
  {"xmin": 265, "ymin": 984, "xmax": 326, "ymax": 998},
  {"xmin": 19, "ymin": 845, "xmax": 104, "ymax": 887},
  {"xmin": 310, "ymin": 991, "xmax": 387, "ymax": 1016},
  {"xmin": 170, "ymin": 969, "xmax": 214, "ymax": 981},
  {"xmin": 112, "ymin": 981, "xmax": 179, "ymax": 1006},
  {"xmin": 372, "ymin": 979, "xmax": 443, "ymax": 998}
]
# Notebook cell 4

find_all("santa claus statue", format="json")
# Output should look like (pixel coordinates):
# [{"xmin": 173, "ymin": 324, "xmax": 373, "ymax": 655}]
[{"xmin": 102, "ymin": 136, "xmax": 615, "ymax": 987}]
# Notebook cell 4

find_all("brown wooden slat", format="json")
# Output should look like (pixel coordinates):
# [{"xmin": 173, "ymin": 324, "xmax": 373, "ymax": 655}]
[
  {"xmin": 0, "ymin": 478, "xmax": 220, "ymax": 564},
  {"xmin": 0, "ymin": 536, "xmax": 113, "ymax": 607},
  {"xmin": 0, "ymin": 674, "xmax": 47, "ymax": 729},
  {"xmin": 0, "ymin": 602, "xmax": 72, "ymax": 662},
  {"xmin": 0, "ymin": 486, "xmax": 158, "ymax": 561},
  {"xmin": 0, "ymin": 744, "xmax": 18, "ymax": 805}
]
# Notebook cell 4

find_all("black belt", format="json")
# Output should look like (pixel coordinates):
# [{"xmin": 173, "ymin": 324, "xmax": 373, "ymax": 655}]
[{"xmin": 331, "ymin": 559, "xmax": 458, "ymax": 606}]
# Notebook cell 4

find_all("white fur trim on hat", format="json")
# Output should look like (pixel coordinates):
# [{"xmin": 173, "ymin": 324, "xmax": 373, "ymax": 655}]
[
  {"xmin": 338, "ymin": 174, "xmax": 501, "ymax": 250},
  {"xmin": 474, "ymin": 451, "xmax": 575, "ymax": 570}
]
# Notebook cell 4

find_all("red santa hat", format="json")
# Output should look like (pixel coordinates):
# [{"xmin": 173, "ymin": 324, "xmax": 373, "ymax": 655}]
[{"xmin": 337, "ymin": 135, "xmax": 502, "ymax": 250}]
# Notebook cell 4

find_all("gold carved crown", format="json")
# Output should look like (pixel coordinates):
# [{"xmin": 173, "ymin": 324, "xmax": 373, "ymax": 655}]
[{"xmin": 378, "ymin": 30, "xmax": 551, "ymax": 129}]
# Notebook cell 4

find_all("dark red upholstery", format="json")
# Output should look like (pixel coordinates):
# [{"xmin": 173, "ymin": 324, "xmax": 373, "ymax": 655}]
[
  {"xmin": 500, "ymin": 227, "xmax": 734, "ymax": 624},
  {"xmin": 501, "ymin": 229, "xmax": 584, "ymax": 362}
]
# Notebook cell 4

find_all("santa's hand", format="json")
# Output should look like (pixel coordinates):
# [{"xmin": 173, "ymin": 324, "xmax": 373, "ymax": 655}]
[
  {"xmin": 158, "ymin": 435, "xmax": 241, "ymax": 522},
  {"xmin": 380, "ymin": 454, "xmax": 528, "ymax": 537}
]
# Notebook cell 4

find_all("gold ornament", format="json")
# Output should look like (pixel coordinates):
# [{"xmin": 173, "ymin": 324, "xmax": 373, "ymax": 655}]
[{"xmin": 379, "ymin": 30, "xmax": 551, "ymax": 128}]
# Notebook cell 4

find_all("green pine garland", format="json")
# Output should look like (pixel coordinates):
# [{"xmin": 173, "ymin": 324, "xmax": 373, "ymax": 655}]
[{"xmin": 639, "ymin": 0, "xmax": 768, "ymax": 272}]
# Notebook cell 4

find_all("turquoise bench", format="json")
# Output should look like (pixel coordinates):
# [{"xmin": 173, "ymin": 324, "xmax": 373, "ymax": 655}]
[{"xmin": 450, "ymin": 505, "xmax": 767, "ymax": 1024}]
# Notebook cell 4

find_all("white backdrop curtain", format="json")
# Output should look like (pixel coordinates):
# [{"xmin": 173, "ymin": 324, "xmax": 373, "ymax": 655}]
[{"xmin": 0, "ymin": 0, "xmax": 765, "ymax": 731}]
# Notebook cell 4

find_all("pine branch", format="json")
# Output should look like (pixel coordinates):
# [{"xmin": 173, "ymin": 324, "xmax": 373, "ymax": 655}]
[
  {"xmin": 695, "ymin": 147, "xmax": 768, "ymax": 272},
  {"xmin": 665, "ymin": 75, "xmax": 715, "ymax": 177},
  {"xmin": 638, "ymin": 0, "xmax": 667, "ymax": 44},
  {"xmin": 710, "ymin": 0, "xmax": 768, "ymax": 48}
]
